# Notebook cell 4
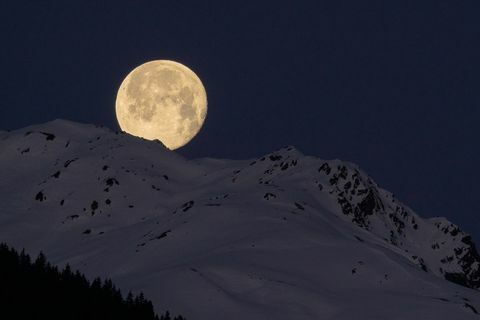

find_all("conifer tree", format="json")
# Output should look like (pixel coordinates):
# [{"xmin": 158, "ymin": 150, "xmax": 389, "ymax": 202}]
[{"xmin": 0, "ymin": 242, "xmax": 186, "ymax": 320}]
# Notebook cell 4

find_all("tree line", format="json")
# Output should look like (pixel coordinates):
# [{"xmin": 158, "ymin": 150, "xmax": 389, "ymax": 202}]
[{"xmin": 0, "ymin": 242, "xmax": 185, "ymax": 320}]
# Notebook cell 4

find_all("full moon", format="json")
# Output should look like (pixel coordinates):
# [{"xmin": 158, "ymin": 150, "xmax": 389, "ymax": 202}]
[{"xmin": 115, "ymin": 60, "xmax": 207, "ymax": 150}]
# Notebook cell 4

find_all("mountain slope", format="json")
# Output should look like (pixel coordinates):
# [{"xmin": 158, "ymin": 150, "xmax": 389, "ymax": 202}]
[{"xmin": 0, "ymin": 119, "xmax": 479, "ymax": 319}]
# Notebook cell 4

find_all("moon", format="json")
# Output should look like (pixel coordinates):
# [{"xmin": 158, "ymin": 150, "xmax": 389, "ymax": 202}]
[{"xmin": 115, "ymin": 60, "xmax": 207, "ymax": 150}]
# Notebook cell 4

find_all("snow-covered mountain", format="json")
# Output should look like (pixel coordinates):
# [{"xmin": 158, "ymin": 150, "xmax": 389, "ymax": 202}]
[{"xmin": 1, "ymin": 119, "xmax": 479, "ymax": 319}]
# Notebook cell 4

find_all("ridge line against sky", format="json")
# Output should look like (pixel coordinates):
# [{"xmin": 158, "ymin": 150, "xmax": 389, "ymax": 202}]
[{"xmin": 1, "ymin": 1, "xmax": 479, "ymax": 240}]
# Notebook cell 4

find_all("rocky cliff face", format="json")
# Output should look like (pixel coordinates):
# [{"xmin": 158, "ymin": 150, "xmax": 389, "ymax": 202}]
[
  {"xmin": 317, "ymin": 158, "xmax": 480, "ymax": 289},
  {"xmin": 1, "ymin": 119, "xmax": 479, "ymax": 320}
]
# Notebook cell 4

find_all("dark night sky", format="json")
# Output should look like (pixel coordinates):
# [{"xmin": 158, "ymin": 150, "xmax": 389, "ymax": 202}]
[{"xmin": 1, "ymin": 2, "xmax": 480, "ymax": 239}]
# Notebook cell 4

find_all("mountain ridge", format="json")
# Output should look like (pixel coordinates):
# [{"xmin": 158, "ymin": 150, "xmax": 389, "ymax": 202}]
[{"xmin": 1, "ymin": 119, "xmax": 479, "ymax": 319}]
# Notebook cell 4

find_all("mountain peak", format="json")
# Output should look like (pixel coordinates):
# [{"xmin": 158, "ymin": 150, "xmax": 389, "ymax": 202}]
[{"xmin": 1, "ymin": 120, "xmax": 479, "ymax": 320}]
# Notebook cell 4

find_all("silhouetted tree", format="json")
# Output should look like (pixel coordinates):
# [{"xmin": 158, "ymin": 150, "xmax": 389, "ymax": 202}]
[{"xmin": 0, "ymin": 242, "xmax": 186, "ymax": 320}]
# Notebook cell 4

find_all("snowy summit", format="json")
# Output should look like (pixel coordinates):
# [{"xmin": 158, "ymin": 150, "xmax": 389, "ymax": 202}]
[{"xmin": 0, "ymin": 119, "xmax": 479, "ymax": 319}]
